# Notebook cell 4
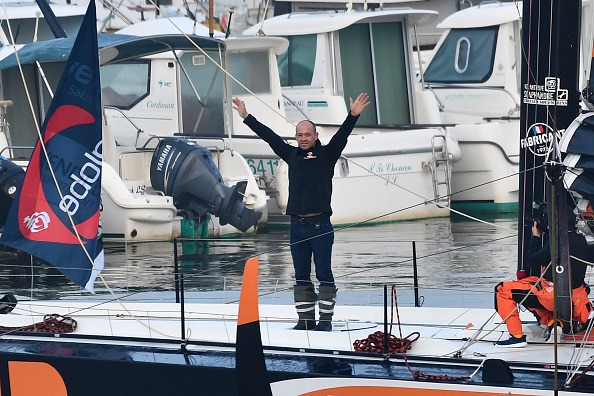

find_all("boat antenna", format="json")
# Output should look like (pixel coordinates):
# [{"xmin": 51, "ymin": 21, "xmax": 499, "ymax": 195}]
[
  {"xmin": 256, "ymin": 0, "xmax": 272, "ymax": 36},
  {"xmin": 225, "ymin": 8, "xmax": 234, "ymax": 39},
  {"xmin": 181, "ymin": 0, "xmax": 197, "ymax": 22}
]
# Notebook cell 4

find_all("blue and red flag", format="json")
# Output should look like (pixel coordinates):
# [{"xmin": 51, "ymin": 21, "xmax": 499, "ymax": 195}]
[{"xmin": 0, "ymin": 2, "xmax": 103, "ymax": 292}]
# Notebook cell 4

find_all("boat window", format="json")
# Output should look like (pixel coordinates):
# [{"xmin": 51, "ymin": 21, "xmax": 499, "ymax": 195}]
[
  {"xmin": 424, "ymin": 26, "xmax": 498, "ymax": 83},
  {"xmin": 455, "ymin": 37, "xmax": 471, "ymax": 73},
  {"xmin": 2, "ymin": 61, "xmax": 65, "ymax": 159},
  {"xmin": 277, "ymin": 34, "xmax": 316, "ymax": 87},
  {"xmin": 339, "ymin": 21, "xmax": 410, "ymax": 126},
  {"xmin": 230, "ymin": 51, "xmax": 271, "ymax": 95},
  {"xmin": 179, "ymin": 51, "xmax": 225, "ymax": 136},
  {"xmin": 101, "ymin": 61, "xmax": 150, "ymax": 109}
]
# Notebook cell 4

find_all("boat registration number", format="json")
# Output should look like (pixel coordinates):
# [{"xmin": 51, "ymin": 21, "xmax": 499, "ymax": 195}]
[{"xmin": 247, "ymin": 158, "xmax": 279, "ymax": 177}]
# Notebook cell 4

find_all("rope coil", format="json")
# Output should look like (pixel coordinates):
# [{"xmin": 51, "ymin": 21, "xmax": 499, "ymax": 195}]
[
  {"xmin": 0, "ymin": 314, "xmax": 77, "ymax": 334},
  {"xmin": 353, "ymin": 285, "xmax": 471, "ymax": 382},
  {"xmin": 353, "ymin": 330, "xmax": 419, "ymax": 354}
]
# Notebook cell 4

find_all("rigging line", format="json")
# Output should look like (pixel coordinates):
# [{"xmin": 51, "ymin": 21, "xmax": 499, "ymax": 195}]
[
  {"xmin": 172, "ymin": 219, "xmax": 516, "ymax": 283},
  {"xmin": 566, "ymin": 316, "xmax": 594, "ymax": 385}
]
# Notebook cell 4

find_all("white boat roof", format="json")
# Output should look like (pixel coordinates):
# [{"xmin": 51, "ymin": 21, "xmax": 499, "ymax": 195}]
[
  {"xmin": 437, "ymin": 2, "xmax": 520, "ymax": 29},
  {"xmin": 225, "ymin": 36, "xmax": 288, "ymax": 55},
  {"xmin": 0, "ymin": 1, "xmax": 87, "ymax": 18},
  {"xmin": 117, "ymin": 17, "xmax": 225, "ymax": 37},
  {"xmin": 117, "ymin": 17, "xmax": 288, "ymax": 54},
  {"xmin": 244, "ymin": 8, "xmax": 438, "ymax": 36}
]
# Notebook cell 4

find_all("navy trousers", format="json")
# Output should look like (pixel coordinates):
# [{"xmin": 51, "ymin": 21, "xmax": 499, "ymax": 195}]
[{"xmin": 290, "ymin": 215, "xmax": 334, "ymax": 286}]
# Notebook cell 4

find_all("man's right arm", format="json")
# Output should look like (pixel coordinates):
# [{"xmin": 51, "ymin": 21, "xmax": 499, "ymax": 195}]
[
  {"xmin": 243, "ymin": 115, "xmax": 291, "ymax": 160},
  {"xmin": 233, "ymin": 97, "xmax": 291, "ymax": 159}
]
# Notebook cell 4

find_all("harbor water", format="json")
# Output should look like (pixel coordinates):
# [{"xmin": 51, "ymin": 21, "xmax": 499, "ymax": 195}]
[{"xmin": 0, "ymin": 213, "xmax": 540, "ymax": 309}]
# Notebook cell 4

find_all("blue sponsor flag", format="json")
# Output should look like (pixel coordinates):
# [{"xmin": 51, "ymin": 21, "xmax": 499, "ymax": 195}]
[{"xmin": 0, "ymin": 2, "xmax": 104, "ymax": 292}]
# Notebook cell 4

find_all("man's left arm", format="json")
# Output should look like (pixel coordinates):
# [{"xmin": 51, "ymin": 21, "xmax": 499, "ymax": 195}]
[{"xmin": 327, "ymin": 93, "xmax": 370, "ymax": 154}]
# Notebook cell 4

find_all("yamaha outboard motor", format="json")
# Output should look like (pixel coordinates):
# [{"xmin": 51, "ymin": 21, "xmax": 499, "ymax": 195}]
[
  {"xmin": 0, "ymin": 156, "xmax": 25, "ymax": 229},
  {"xmin": 150, "ymin": 138, "xmax": 262, "ymax": 232}
]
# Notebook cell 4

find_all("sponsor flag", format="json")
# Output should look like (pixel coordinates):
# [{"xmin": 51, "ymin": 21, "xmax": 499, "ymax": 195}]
[
  {"xmin": 531, "ymin": 124, "xmax": 544, "ymax": 134},
  {"xmin": 0, "ymin": 2, "xmax": 103, "ymax": 292}
]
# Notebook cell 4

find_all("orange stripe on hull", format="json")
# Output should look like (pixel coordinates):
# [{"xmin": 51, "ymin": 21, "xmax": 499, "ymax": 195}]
[
  {"xmin": 8, "ymin": 361, "xmax": 67, "ymax": 396},
  {"xmin": 237, "ymin": 257, "xmax": 259, "ymax": 326}
]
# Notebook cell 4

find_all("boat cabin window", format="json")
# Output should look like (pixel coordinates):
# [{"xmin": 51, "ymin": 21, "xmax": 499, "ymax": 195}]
[
  {"xmin": 2, "ymin": 61, "xmax": 65, "ymax": 159},
  {"xmin": 339, "ymin": 21, "xmax": 411, "ymax": 126},
  {"xmin": 101, "ymin": 61, "xmax": 150, "ymax": 109},
  {"xmin": 179, "ymin": 51, "xmax": 225, "ymax": 137},
  {"xmin": 277, "ymin": 34, "xmax": 316, "ymax": 87},
  {"xmin": 424, "ymin": 26, "xmax": 498, "ymax": 84},
  {"xmin": 230, "ymin": 51, "xmax": 271, "ymax": 95}
]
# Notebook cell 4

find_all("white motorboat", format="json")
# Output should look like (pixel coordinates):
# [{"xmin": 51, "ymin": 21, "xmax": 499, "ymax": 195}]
[
  {"xmin": 421, "ymin": 1, "xmax": 594, "ymax": 211},
  {"xmin": 116, "ymin": 11, "xmax": 463, "ymax": 226},
  {"xmin": 0, "ymin": 31, "xmax": 267, "ymax": 240},
  {"xmin": 235, "ymin": 9, "xmax": 463, "ymax": 224}
]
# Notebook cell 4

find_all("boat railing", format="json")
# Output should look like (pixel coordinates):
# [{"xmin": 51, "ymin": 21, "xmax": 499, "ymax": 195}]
[
  {"xmin": 128, "ymin": 135, "xmax": 227, "ymax": 171},
  {"xmin": 0, "ymin": 145, "xmax": 34, "ymax": 160},
  {"xmin": 103, "ymin": 105, "xmax": 145, "ymax": 147}
]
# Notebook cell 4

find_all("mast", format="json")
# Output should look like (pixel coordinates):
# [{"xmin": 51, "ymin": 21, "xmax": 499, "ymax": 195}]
[{"xmin": 519, "ymin": 0, "xmax": 582, "ymax": 323}]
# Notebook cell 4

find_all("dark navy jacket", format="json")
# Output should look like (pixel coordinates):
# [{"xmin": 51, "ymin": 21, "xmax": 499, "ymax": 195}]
[{"xmin": 243, "ymin": 113, "xmax": 359, "ymax": 216}]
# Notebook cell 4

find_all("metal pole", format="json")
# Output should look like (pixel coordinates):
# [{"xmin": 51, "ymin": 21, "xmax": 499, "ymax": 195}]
[
  {"xmin": 180, "ymin": 274, "xmax": 186, "ymax": 347},
  {"xmin": 413, "ymin": 241, "xmax": 420, "ymax": 307},
  {"xmin": 174, "ymin": 238, "xmax": 180, "ymax": 304},
  {"xmin": 383, "ymin": 285, "xmax": 388, "ymax": 357}
]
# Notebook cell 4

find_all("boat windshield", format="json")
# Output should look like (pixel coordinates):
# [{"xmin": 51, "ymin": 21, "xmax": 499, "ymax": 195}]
[
  {"xmin": 101, "ymin": 61, "xmax": 150, "ymax": 110},
  {"xmin": 277, "ymin": 34, "xmax": 316, "ymax": 87},
  {"xmin": 179, "ymin": 51, "xmax": 225, "ymax": 137},
  {"xmin": 230, "ymin": 50, "xmax": 271, "ymax": 95},
  {"xmin": 425, "ymin": 26, "xmax": 498, "ymax": 84}
]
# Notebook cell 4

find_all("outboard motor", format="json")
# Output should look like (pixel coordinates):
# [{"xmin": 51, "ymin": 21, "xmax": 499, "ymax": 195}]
[
  {"xmin": 0, "ymin": 156, "xmax": 25, "ymax": 229},
  {"xmin": 150, "ymin": 138, "xmax": 262, "ymax": 232}
]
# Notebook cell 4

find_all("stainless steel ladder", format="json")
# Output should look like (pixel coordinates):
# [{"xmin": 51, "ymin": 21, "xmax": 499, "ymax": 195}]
[{"xmin": 429, "ymin": 135, "xmax": 451, "ymax": 208}]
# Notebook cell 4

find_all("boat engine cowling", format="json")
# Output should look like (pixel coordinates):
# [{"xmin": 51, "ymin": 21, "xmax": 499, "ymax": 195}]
[
  {"xmin": 0, "ymin": 156, "xmax": 25, "ymax": 229},
  {"xmin": 150, "ymin": 138, "xmax": 262, "ymax": 232}
]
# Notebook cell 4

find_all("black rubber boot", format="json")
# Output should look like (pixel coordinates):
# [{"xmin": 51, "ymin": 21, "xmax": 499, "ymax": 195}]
[
  {"xmin": 314, "ymin": 285, "xmax": 336, "ymax": 331},
  {"xmin": 293, "ymin": 285, "xmax": 317, "ymax": 330}
]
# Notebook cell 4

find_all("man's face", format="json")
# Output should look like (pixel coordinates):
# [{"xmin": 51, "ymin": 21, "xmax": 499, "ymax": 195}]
[{"xmin": 296, "ymin": 122, "xmax": 318, "ymax": 150}]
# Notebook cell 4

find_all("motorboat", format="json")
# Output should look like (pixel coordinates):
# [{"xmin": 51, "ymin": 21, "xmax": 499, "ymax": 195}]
[
  {"xmin": 421, "ymin": 1, "xmax": 593, "ymax": 212},
  {"xmin": 0, "ymin": 30, "xmax": 267, "ymax": 240}
]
